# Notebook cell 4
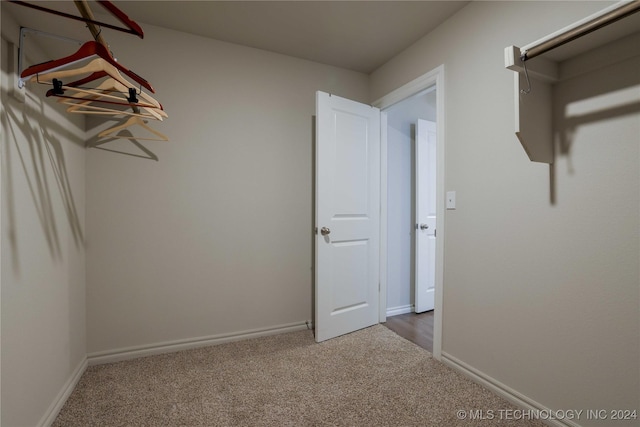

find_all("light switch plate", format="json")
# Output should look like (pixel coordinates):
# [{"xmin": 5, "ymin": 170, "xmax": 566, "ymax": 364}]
[{"xmin": 446, "ymin": 191, "xmax": 456, "ymax": 209}]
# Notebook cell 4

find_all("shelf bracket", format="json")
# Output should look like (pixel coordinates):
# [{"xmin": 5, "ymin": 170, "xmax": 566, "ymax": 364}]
[
  {"xmin": 504, "ymin": 46, "xmax": 559, "ymax": 164},
  {"xmin": 17, "ymin": 27, "xmax": 83, "ymax": 89}
]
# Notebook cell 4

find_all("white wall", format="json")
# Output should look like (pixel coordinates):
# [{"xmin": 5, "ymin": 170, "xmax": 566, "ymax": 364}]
[
  {"xmin": 3, "ymin": 2, "xmax": 637, "ymax": 425},
  {"xmin": 0, "ymin": 7, "xmax": 368, "ymax": 423},
  {"xmin": 1, "ymin": 10, "xmax": 87, "ymax": 427},
  {"xmin": 371, "ymin": 1, "xmax": 639, "ymax": 424},
  {"xmin": 84, "ymin": 23, "xmax": 369, "ymax": 355}
]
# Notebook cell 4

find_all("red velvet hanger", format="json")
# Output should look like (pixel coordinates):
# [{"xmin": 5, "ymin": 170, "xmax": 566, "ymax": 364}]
[
  {"xmin": 8, "ymin": 1, "xmax": 144, "ymax": 38},
  {"xmin": 20, "ymin": 41, "xmax": 154, "ymax": 93}
]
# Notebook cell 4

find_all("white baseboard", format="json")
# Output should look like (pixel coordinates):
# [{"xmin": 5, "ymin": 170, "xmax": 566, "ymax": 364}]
[
  {"xmin": 38, "ymin": 357, "xmax": 88, "ymax": 427},
  {"xmin": 87, "ymin": 321, "xmax": 310, "ymax": 366},
  {"xmin": 386, "ymin": 304, "xmax": 414, "ymax": 317},
  {"xmin": 441, "ymin": 352, "xmax": 582, "ymax": 427}
]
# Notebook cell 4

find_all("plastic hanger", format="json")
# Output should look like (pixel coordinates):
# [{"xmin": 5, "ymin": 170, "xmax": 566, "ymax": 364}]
[
  {"xmin": 21, "ymin": 41, "xmax": 154, "ymax": 93},
  {"xmin": 99, "ymin": 116, "xmax": 169, "ymax": 141}
]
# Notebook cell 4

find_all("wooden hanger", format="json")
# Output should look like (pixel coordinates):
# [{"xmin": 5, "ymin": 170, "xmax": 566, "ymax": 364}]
[
  {"xmin": 98, "ymin": 116, "xmax": 169, "ymax": 141},
  {"xmin": 49, "ymin": 84, "xmax": 165, "ymax": 121},
  {"xmin": 45, "ymin": 71, "xmax": 166, "ymax": 119},
  {"xmin": 59, "ymin": 100, "xmax": 163, "ymax": 120},
  {"xmin": 28, "ymin": 58, "xmax": 154, "ymax": 106},
  {"xmin": 21, "ymin": 41, "xmax": 154, "ymax": 93},
  {"xmin": 49, "ymin": 86, "xmax": 158, "ymax": 109},
  {"xmin": 13, "ymin": 0, "xmax": 170, "ymax": 141},
  {"xmin": 50, "ymin": 75, "xmax": 167, "ymax": 120},
  {"xmin": 62, "ymin": 72, "xmax": 165, "ymax": 111},
  {"xmin": 55, "ymin": 83, "xmax": 169, "ymax": 121},
  {"xmin": 64, "ymin": 98, "xmax": 165, "ymax": 121},
  {"xmin": 47, "ymin": 73, "xmax": 166, "ymax": 121}
]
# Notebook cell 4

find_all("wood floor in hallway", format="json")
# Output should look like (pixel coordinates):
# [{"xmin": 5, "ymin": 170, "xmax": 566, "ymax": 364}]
[{"xmin": 383, "ymin": 311, "xmax": 434, "ymax": 353}]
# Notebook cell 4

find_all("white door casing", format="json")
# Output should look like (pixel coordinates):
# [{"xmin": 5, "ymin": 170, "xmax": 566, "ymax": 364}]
[
  {"xmin": 415, "ymin": 119, "xmax": 437, "ymax": 313},
  {"xmin": 315, "ymin": 91, "xmax": 380, "ymax": 343},
  {"xmin": 374, "ymin": 64, "xmax": 445, "ymax": 360}
]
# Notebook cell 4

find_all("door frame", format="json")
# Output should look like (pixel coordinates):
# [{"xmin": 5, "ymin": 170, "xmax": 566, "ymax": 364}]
[{"xmin": 373, "ymin": 65, "xmax": 445, "ymax": 360}]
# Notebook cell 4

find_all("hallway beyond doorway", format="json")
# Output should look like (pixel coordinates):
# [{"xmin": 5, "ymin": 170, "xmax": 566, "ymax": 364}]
[{"xmin": 383, "ymin": 311, "xmax": 434, "ymax": 352}]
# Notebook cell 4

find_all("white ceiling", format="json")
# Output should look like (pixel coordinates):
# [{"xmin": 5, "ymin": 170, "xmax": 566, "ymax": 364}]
[
  {"xmin": 3, "ymin": 0, "xmax": 470, "ymax": 74},
  {"xmin": 6, "ymin": 1, "xmax": 639, "ymax": 73}
]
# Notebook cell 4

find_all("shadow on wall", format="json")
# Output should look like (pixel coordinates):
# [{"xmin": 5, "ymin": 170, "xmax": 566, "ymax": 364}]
[
  {"xmin": 549, "ymin": 52, "xmax": 640, "ymax": 204},
  {"xmin": 553, "ymin": 60, "xmax": 640, "ymax": 171},
  {"xmin": 86, "ymin": 112, "xmax": 169, "ymax": 162},
  {"xmin": 84, "ymin": 113, "xmax": 162, "ymax": 160},
  {"xmin": 1, "ymin": 88, "xmax": 85, "ymax": 273},
  {"xmin": 86, "ymin": 129, "xmax": 159, "ymax": 161}
]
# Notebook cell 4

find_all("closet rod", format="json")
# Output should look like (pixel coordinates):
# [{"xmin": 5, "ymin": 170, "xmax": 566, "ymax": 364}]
[{"xmin": 521, "ymin": 0, "xmax": 640, "ymax": 61}]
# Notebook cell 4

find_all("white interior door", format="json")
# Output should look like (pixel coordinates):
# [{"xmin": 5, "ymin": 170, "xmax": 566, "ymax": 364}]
[
  {"xmin": 415, "ymin": 119, "xmax": 436, "ymax": 313},
  {"xmin": 315, "ymin": 91, "xmax": 380, "ymax": 342}
]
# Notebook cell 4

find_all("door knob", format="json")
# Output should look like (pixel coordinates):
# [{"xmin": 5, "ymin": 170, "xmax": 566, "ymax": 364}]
[
  {"xmin": 320, "ymin": 227, "xmax": 331, "ymax": 236},
  {"xmin": 420, "ymin": 224, "xmax": 429, "ymax": 230}
]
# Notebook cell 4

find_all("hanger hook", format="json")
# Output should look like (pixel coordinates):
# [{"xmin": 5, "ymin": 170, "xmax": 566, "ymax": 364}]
[
  {"xmin": 88, "ymin": 23, "xmax": 102, "ymax": 42},
  {"xmin": 520, "ymin": 57, "xmax": 532, "ymax": 95}
]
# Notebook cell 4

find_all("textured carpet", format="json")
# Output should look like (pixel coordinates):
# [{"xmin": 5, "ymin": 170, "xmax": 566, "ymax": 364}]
[{"xmin": 54, "ymin": 325, "xmax": 545, "ymax": 426}]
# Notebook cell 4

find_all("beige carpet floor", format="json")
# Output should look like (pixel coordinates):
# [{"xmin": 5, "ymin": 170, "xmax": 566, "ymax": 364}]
[{"xmin": 54, "ymin": 325, "xmax": 545, "ymax": 426}]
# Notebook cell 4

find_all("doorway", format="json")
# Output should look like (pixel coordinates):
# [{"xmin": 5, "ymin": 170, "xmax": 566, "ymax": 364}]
[
  {"xmin": 375, "ymin": 65, "xmax": 445, "ymax": 359},
  {"xmin": 384, "ymin": 89, "xmax": 436, "ymax": 349},
  {"xmin": 384, "ymin": 311, "xmax": 434, "ymax": 352},
  {"xmin": 385, "ymin": 87, "xmax": 436, "ymax": 310}
]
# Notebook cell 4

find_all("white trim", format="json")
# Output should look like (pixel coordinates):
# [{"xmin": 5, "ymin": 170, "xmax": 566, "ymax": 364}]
[
  {"xmin": 87, "ymin": 321, "xmax": 309, "ymax": 365},
  {"xmin": 433, "ymin": 67, "xmax": 445, "ymax": 362},
  {"xmin": 386, "ymin": 304, "xmax": 414, "ymax": 317},
  {"xmin": 373, "ymin": 66, "xmax": 442, "ymax": 110},
  {"xmin": 374, "ymin": 64, "xmax": 445, "ymax": 361},
  {"xmin": 441, "ymin": 352, "xmax": 582, "ymax": 427},
  {"xmin": 379, "ymin": 111, "xmax": 388, "ymax": 324},
  {"xmin": 38, "ymin": 357, "xmax": 88, "ymax": 427}
]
